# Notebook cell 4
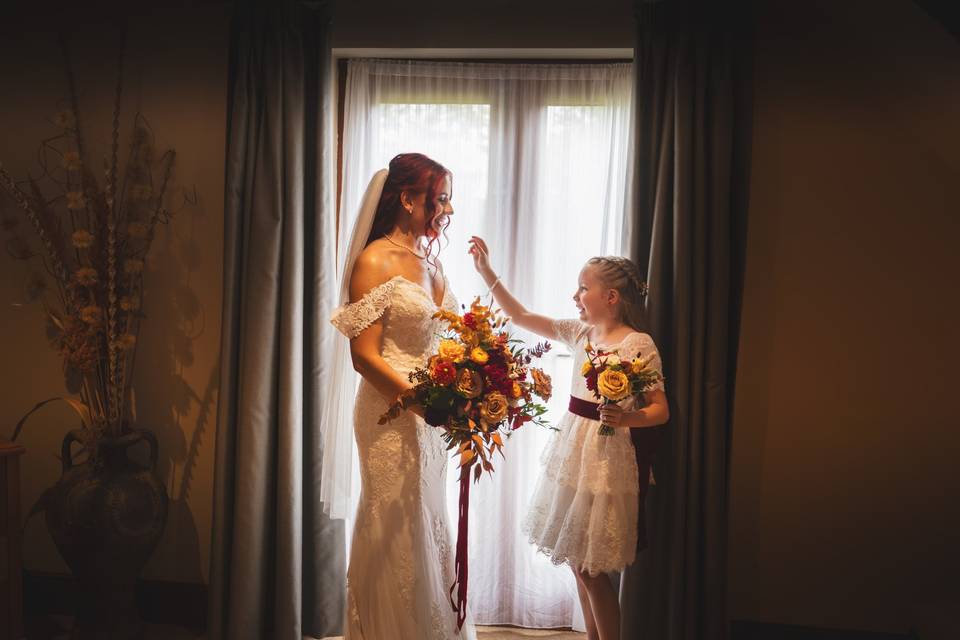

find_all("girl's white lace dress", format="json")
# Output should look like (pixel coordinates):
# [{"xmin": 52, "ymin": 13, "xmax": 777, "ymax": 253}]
[
  {"xmin": 522, "ymin": 319, "xmax": 665, "ymax": 576},
  {"xmin": 331, "ymin": 275, "xmax": 476, "ymax": 640}
]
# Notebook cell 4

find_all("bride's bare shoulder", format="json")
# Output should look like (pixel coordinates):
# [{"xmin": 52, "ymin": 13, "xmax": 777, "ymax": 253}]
[{"xmin": 349, "ymin": 242, "xmax": 403, "ymax": 302}]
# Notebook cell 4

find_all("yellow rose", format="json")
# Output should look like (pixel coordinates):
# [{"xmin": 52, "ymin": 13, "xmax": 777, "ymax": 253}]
[
  {"xmin": 511, "ymin": 382, "xmax": 522, "ymax": 399},
  {"xmin": 469, "ymin": 347, "xmax": 489, "ymax": 365},
  {"xmin": 455, "ymin": 368, "xmax": 483, "ymax": 399},
  {"xmin": 480, "ymin": 392, "xmax": 509, "ymax": 427},
  {"xmin": 597, "ymin": 369, "xmax": 631, "ymax": 401},
  {"xmin": 438, "ymin": 339, "xmax": 466, "ymax": 363},
  {"xmin": 580, "ymin": 360, "xmax": 594, "ymax": 377}
]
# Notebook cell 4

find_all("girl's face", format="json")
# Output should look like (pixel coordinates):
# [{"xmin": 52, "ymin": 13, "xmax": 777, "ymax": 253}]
[
  {"xmin": 406, "ymin": 174, "xmax": 453, "ymax": 238},
  {"xmin": 573, "ymin": 264, "xmax": 617, "ymax": 324}
]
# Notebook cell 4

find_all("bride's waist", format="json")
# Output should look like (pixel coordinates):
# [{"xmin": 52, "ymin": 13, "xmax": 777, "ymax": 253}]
[{"xmin": 379, "ymin": 349, "xmax": 430, "ymax": 375}]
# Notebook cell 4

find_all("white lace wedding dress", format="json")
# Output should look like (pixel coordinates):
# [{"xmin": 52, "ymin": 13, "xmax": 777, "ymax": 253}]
[{"xmin": 330, "ymin": 274, "xmax": 477, "ymax": 640}]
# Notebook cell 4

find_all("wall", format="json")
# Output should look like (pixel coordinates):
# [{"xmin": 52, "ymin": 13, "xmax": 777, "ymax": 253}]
[
  {"xmin": 0, "ymin": 2, "xmax": 229, "ymax": 585},
  {"xmin": 331, "ymin": 0, "xmax": 634, "ymax": 49},
  {"xmin": 728, "ymin": 0, "xmax": 960, "ymax": 633}
]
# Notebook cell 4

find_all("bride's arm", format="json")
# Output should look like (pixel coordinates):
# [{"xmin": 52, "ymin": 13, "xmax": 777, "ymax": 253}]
[
  {"xmin": 348, "ymin": 254, "xmax": 421, "ymax": 411},
  {"xmin": 468, "ymin": 236, "xmax": 561, "ymax": 341}
]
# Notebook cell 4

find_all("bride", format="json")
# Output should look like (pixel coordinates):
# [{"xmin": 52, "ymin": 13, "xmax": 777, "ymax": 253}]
[{"xmin": 326, "ymin": 153, "xmax": 476, "ymax": 639}]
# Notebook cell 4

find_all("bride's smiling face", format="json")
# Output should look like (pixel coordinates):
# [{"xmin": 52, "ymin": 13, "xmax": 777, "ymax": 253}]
[{"xmin": 403, "ymin": 174, "xmax": 454, "ymax": 238}]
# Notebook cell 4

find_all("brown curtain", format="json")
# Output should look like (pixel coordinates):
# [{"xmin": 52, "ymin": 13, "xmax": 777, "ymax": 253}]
[
  {"xmin": 208, "ymin": 1, "xmax": 344, "ymax": 639},
  {"xmin": 620, "ymin": 1, "xmax": 753, "ymax": 639}
]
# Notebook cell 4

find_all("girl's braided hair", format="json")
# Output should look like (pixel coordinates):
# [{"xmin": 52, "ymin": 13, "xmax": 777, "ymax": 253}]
[{"xmin": 586, "ymin": 256, "xmax": 649, "ymax": 332}]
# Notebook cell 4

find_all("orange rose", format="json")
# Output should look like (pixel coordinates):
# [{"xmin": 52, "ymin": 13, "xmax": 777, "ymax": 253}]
[
  {"xmin": 530, "ymin": 368, "xmax": 552, "ymax": 401},
  {"xmin": 480, "ymin": 392, "xmax": 509, "ymax": 427},
  {"xmin": 455, "ymin": 368, "xmax": 483, "ymax": 399}
]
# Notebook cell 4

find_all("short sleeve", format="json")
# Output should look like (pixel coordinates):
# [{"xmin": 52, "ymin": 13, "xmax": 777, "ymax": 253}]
[
  {"xmin": 330, "ymin": 278, "xmax": 397, "ymax": 339},
  {"xmin": 551, "ymin": 318, "xmax": 588, "ymax": 351},
  {"xmin": 620, "ymin": 332, "xmax": 666, "ymax": 393}
]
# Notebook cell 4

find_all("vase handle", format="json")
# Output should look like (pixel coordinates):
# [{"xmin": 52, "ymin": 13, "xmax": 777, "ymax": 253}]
[
  {"xmin": 61, "ymin": 429, "xmax": 85, "ymax": 472},
  {"xmin": 131, "ymin": 428, "xmax": 159, "ymax": 470}
]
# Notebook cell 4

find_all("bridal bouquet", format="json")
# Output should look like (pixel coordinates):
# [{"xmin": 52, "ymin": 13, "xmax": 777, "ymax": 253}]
[
  {"xmin": 379, "ymin": 296, "xmax": 553, "ymax": 477},
  {"xmin": 582, "ymin": 342, "xmax": 663, "ymax": 435},
  {"xmin": 379, "ymin": 296, "xmax": 552, "ymax": 629}
]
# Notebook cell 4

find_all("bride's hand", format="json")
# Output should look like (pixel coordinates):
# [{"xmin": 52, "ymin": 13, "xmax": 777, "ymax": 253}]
[{"xmin": 468, "ymin": 236, "xmax": 494, "ymax": 277}]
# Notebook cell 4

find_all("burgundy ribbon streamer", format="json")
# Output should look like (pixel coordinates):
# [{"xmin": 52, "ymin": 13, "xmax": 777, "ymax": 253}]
[{"xmin": 450, "ymin": 462, "xmax": 471, "ymax": 630}]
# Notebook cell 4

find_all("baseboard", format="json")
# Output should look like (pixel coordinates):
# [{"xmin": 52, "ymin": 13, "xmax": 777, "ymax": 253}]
[
  {"xmin": 22, "ymin": 570, "xmax": 207, "ymax": 632},
  {"xmin": 731, "ymin": 620, "xmax": 915, "ymax": 640}
]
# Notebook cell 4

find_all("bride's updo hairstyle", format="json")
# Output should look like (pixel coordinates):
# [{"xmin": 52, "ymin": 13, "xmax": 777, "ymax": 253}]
[{"xmin": 367, "ymin": 153, "xmax": 452, "ymax": 264}]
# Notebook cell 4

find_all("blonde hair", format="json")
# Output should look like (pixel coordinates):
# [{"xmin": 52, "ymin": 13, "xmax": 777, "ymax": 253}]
[{"xmin": 586, "ymin": 256, "xmax": 649, "ymax": 332}]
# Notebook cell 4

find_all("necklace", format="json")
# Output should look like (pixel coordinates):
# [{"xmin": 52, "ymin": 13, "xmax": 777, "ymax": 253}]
[{"xmin": 384, "ymin": 233, "xmax": 427, "ymax": 260}]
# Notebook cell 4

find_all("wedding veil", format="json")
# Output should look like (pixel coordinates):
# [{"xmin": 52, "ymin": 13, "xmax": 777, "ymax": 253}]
[{"xmin": 319, "ymin": 168, "xmax": 389, "ymax": 519}]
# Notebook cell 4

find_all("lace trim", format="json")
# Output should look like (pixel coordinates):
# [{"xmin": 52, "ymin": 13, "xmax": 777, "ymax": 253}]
[{"xmin": 330, "ymin": 278, "xmax": 398, "ymax": 338}]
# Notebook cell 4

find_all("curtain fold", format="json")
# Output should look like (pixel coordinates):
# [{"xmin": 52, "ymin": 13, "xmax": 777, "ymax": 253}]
[
  {"xmin": 620, "ymin": 1, "xmax": 753, "ymax": 639},
  {"xmin": 209, "ymin": 1, "xmax": 344, "ymax": 639}
]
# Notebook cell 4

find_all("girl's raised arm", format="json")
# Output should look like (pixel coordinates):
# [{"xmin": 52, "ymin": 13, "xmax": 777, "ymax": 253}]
[{"xmin": 468, "ymin": 236, "xmax": 561, "ymax": 341}]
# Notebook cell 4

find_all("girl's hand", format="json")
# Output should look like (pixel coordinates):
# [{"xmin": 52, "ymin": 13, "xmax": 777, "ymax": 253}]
[
  {"xmin": 468, "ymin": 236, "xmax": 494, "ymax": 277},
  {"xmin": 599, "ymin": 403, "xmax": 624, "ymax": 427}
]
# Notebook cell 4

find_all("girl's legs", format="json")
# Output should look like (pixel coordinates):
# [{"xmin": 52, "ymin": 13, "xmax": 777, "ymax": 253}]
[
  {"xmin": 577, "ymin": 568, "xmax": 620, "ymax": 640},
  {"xmin": 571, "ymin": 566, "xmax": 600, "ymax": 640}
]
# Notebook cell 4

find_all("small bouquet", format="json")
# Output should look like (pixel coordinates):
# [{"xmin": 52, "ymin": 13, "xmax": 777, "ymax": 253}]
[
  {"xmin": 379, "ymin": 296, "xmax": 553, "ymax": 629},
  {"xmin": 581, "ymin": 342, "xmax": 663, "ymax": 436}
]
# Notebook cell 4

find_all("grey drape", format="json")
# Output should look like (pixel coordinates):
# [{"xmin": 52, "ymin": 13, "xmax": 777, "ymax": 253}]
[
  {"xmin": 209, "ymin": 1, "xmax": 344, "ymax": 639},
  {"xmin": 621, "ymin": 1, "xmax": 752, "ymax": 639}
]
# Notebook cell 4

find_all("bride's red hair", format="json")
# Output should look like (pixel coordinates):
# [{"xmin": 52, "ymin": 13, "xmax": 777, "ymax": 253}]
[{"xmin": 366, "ymin": 153, "xmax": 452, "ymax": 264}]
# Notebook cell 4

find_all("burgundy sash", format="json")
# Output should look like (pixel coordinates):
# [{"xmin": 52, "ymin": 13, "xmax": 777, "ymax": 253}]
[{"xmin": 568, "ymin": 395, "xmax": 601, "ymax": 420}]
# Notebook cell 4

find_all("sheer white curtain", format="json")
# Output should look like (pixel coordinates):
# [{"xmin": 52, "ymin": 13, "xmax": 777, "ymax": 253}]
[{"xmin": 339, "ymin": 58, "xmax": 633, "ymax": 629}]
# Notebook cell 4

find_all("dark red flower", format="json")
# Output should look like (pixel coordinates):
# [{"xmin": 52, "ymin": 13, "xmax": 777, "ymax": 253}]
[
  {"xmin": 430, "ymin": 360, "xmax": 457, "ymax": 385},
  {"xmin": 585, "ymin": 370, "xmax": 599, "ymax": 392}
]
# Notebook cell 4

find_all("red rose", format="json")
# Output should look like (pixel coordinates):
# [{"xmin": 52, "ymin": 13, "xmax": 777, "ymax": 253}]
[{"xmin": 463, "ymin": 312, "xmax": 477, "ymax": 329}]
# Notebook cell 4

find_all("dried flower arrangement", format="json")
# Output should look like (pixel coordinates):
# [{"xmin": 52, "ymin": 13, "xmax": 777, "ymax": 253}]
[{"xmin": 0, "ymin": 38, "xmax": 188, "ymax": 458}]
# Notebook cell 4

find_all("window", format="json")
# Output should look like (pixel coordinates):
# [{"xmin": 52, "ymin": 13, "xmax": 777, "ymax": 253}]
[{"xmin": 339, "ymin": 57, "xmax": 633, "ymax": 630}]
